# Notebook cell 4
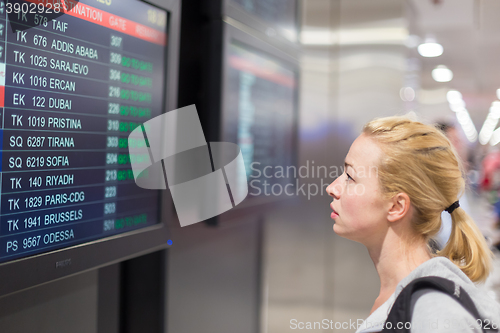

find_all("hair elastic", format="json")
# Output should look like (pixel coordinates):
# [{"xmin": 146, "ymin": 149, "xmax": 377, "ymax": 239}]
[{"xmin": 445, "ymin": 200, "xmax": 460, "ymax": 214}]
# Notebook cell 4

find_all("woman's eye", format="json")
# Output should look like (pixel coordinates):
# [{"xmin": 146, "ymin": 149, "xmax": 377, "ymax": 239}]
[{"xmin": 346, "ymin": 172, "xmax": 353, "ymax": 182}]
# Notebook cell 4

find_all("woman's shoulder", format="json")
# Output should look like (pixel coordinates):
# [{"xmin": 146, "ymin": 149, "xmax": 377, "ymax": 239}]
[
  {"xmin": 410, "ymin": 288, "xmax": 485, "ymax": 333},
  {"xmin": 396, "ymin": 258, "xmax": 500, "ymax": 332},
  {"xmin": 356, "ymin": 257, "xmax": 500, "ymax": 333},
  {"xmin": 396, "ymin": 258, "xmax": 499, "ymax": 307}
]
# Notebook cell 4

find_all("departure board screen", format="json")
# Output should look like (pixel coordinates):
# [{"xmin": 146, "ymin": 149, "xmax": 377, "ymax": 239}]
[
  {"xmin": 224, "ymin": 42, "xmax": 296, "ymax": 198},
  {"xmin": 230, "ymin": 0, "xmax": 297, "ymax": 39},
  {"xmin": 0, "ymin": 0, "xmax": 167, "ymax": 263}
]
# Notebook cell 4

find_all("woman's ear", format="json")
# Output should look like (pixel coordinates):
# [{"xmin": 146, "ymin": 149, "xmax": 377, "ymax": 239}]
[{"xmin": 387, "ymin": 192, "xmax": 411, "ymax": 223}]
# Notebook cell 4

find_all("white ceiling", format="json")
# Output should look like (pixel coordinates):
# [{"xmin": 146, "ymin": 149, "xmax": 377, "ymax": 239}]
[{"xmin": 409, "ymin": 0, "xmax": 500, "ymax": 129}]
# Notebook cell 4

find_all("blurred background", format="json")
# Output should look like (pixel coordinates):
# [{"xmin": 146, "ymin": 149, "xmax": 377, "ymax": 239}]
[
  {"xmin": 171, "ymin": 1, "xmax": 500, "ymax": 332},
  {"xmin": 1, "ymin": 0, "xmax": 500, "ymax": 332}
]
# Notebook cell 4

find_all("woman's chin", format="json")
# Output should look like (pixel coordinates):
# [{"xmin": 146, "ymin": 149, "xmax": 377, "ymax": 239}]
[
  {"xmin": 332, "ymin": 223, "xmax": 354, "ymax": 240},
  {"xmin": 332, "ymin": 222, "xmax": 342, "ymax": 234}
]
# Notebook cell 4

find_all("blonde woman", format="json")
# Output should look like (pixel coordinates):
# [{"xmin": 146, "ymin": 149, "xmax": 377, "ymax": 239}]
[{"xmin": 326, "ymin": 116, "xmax": 500, "ymax": 333}]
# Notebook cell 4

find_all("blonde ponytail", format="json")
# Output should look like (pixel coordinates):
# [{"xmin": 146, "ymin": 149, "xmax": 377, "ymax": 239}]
[
  {"xmin": 438, "ymin": 207, "xmax": 493, "ymax": 282},
  {"xmin": 363, "ymin": 116, "xmax": 493, "ymax": 283}
]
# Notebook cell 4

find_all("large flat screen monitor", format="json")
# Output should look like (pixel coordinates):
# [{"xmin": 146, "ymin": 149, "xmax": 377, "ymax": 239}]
[
  {"xmin": 0, "ymin": 0, "xmax": 179, "ymax": 296},
  {"xmin": 215, "ymin": 23, "xmax": 299, "ymax": 214},
  {"xmin": 225, "ymin": 0, "xmax": 299, "ymax": 43}
]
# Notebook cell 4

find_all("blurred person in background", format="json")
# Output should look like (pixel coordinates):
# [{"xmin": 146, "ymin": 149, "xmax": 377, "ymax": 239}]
[
  {"xmin": 480, "ymin": 149, "xmax": 500, "ymax": 250},
  {"xmin": 326, "ymin": 116, "xmax": 500, "ymax": 332}
]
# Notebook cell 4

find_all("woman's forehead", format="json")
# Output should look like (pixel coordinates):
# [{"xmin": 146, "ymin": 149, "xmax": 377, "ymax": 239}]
[{"xmin": 347, "ymin": 135, "xmax": 382, "ymax": 169}]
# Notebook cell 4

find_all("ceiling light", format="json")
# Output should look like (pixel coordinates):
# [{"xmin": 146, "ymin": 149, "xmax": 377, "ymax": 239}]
[
  {"xmin": 446, "ymin": 90, "xmax": 462, "ymax": 104},
  {"xmin": 480, "ymin": 103, "xmax": 500, "ymax": 145},
  {"xmin": 449, "ymin": 100, "xmax": 466, "ymax": 112},
  {"xmin": 432, "ymin": 65, "xmax": 453, "ymax": 82},
  {"xmin": 491, "ymin": 103, "xmax": 500, "ymax": 119},
  {"xmin": 417, "ymin": 42, "xmax": 443, "ymax": 57},
  {"xmin": 490, "ymin": 129, "xmax": 500, "ymax": 146},
  {"xmin": 456, "ymin": 109, "xmax": 469, "ymax": 124},
  {"xmin": 491, "ymin": 108, "xmax": 500, "ymax": 120},
  {"xmin": 455, "ymin": 109, "xmax": 477, "ymax": 143},
  {"xmin": 400, "ymin": 87, "xmax": 415, "ymax": 101}
]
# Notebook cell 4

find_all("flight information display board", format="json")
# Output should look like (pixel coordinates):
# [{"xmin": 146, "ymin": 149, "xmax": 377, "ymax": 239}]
[
  {"xmin": 230, "ymin": 0, "xmax": 297, "ymax": 38},
  {"xmin": 224, "ymin": 41, "xmax": 296, "ymax": 197},
  {"xmin": 0, "ymin": 0, "xmax": 167, "ymax": 263}
]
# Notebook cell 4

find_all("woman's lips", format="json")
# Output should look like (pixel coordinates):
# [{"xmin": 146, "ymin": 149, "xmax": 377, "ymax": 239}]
[{"xmin": 330, "ymin": 204, "xmax": 339, "ymax": 219}]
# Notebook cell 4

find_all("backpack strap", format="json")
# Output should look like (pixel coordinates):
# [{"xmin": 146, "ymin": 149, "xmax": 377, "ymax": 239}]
[{"xmin": 381, "ymin": 276, "xmax": 498, "ymax": 333}]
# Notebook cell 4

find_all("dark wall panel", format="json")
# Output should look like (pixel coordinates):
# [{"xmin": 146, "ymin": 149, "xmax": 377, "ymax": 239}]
[{"xmin": 0, "ymin": 270, "xmax": 98, "ymax": 333}]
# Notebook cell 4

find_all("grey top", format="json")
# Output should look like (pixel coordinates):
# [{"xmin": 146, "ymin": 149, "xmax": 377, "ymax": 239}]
[{"xmin": 355, "ymin": 257, "xmax": 500, "ymax": 333}]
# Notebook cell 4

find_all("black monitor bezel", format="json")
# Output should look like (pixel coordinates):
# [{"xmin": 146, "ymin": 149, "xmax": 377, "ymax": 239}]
[{"xmin": 0, "ymin": 0, "xmax": 180, "ymax": 298}]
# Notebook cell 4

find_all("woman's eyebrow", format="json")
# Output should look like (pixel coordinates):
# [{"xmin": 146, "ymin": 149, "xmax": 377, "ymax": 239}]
[{"xmin": 344, "ymin": 161, "xmax": 355, "ymax": 172}]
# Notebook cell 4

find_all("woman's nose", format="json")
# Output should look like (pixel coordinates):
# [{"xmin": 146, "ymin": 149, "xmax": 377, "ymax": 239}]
[{"xmin": 326, "ymin": 178, "xmax": 341, "ymax": 199}]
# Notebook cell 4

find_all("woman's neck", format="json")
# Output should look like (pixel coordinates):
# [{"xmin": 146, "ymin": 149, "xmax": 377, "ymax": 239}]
[{"xmin": 367, "ymin": 229, "xmax": 431, "ymax": 314}]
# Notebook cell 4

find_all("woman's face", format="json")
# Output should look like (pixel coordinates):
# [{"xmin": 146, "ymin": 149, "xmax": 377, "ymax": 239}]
[{"xmin": 326, "ymin": 134, "xmax": 391, "ymax": 245}]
